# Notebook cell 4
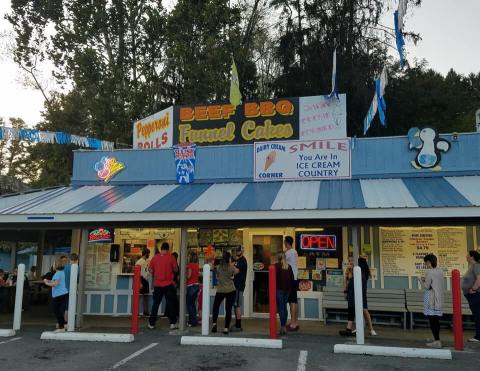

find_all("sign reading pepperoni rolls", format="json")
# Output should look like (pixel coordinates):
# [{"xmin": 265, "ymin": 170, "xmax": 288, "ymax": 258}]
[{"xmin": 254, "ymin": 139, "xmax": 351, "ymax": 182}]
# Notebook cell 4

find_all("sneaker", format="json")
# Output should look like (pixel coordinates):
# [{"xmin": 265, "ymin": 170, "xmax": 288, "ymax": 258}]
[
  {"xmin": 211, "ymin": 324, "xmax": 217, "ymax": 333},
  {"xmin": 170, "ymin": 323, "xmax": 179, "ymax": 330},
  {"xmin": 223, "ymin": 328, "xmax": 229, "ymax": 335},
  {"xmin": 468, "ymin": 337, "xmax": 480, "ymax": 343},
  {"xmin": 426, "ymin": 340, "xmax": 442, "ymax": 348},
  {"xmin": 370, "ymin": 330, "xmax": 377, "ymax": 336},
  {"xmin": 147, "ymin": 323, "xmax": 155, "ymax": 329},
  {"xmin": 54, "ymin": 328, "xmax": 65, "ymax": 333}
]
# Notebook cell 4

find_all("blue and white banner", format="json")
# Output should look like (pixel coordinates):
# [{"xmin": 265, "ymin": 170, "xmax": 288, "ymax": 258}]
[
  {"xmin": 0, "ymin": 126, "xmax": 114, "ymax": 150},
  {"xmin": 173, "ymin": 143, "xmax": 197, "ymax": 184},
  {"xmin": 394, "ymin": 10, "xmax": 406, "ymax": 67},
  {"xmin": 363, "ymin": 67, "xmax": 388, "ymax": 134}
]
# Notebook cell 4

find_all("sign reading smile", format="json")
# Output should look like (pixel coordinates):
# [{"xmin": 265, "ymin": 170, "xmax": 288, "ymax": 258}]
[{"xmin": 94, "ymin": 157, "xmax": 125, "ymax": 183}]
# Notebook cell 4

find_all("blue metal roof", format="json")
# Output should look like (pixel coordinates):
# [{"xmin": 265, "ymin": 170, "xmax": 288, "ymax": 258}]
[{"xmin": 0, "ymin": 177, "xmax": 478, "ymax": 222}]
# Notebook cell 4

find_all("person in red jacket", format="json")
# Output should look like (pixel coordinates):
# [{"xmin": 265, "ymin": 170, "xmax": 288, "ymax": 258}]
[{"xmin": 148, "ymin": 242, "xmax": 179, "ymax": 330}]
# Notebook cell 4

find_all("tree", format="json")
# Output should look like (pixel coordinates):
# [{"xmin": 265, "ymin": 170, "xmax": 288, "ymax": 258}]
[{"xmin": 0, "ymin": 117, "xmax": 37, "ymax": 183}]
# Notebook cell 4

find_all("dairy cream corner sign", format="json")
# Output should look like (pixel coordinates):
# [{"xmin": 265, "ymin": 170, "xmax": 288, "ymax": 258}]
[
  {"xmin": 254, "ymin": 139, "xmax": 351, "ymax": 182},
  {"xmin": 133, "ymin": 106, "xmax": 174, "ymax": 149}
]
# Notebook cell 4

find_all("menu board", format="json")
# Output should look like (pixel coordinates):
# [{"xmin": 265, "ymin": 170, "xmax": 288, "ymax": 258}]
[
  {"xmin": 86, "ymin": 244, "xmax": 112, "ymax": 290},
  {"xmin": 380, "ymin": 227, "xmax": 468, "ymax": 277}
]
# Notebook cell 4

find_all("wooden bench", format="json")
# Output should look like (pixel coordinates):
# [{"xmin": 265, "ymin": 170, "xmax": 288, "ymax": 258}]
[
  {"xmin": 405, "ymin": 289, "xmax": 472, "ymax": 329},
  {"xmin": 322, "ymin": 287, "xmax": 407, "ymax": 329}
]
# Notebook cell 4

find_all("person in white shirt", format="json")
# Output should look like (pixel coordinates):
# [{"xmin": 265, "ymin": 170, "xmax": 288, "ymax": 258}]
[
  {"xmin": 136, "ymin": 248, "xmax": 151, "ymax": 316},
  {"xmin": 284, "ymin": 236, "xmax": 299, "ymax": 331}
]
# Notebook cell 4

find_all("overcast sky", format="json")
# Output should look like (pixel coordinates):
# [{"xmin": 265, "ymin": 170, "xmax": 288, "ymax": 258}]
[{"xmin": 0, "ymin": 0, "xmax": 479, "ymax": 127}]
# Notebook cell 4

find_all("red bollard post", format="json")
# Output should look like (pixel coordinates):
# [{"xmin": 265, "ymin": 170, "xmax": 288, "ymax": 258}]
[
  {"xmin": 131, "ymin": 265, "xmax": 141, "ymax": 335},
  {"xmin": 268, "ymin": 264, "xmax": 278, "ymax": 339},
  {"xmin": 452, "ymin": 269, "xmax": 464, "ymax": 351}
]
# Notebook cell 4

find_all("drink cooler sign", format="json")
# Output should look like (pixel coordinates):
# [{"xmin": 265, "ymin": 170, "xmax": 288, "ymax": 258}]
[
  {"xmin": 174, "ymin": 144, "xmax": 197, "ymax": 184},
  {"xmin": 254, "ymin": 139, "xmax": 351, "ymax": 182}
]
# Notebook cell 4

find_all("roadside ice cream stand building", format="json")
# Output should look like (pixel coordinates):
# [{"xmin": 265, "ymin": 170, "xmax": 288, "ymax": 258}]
[{"xmin": 0, "ymin": 94, "xmax": 479, "ymax": 330}]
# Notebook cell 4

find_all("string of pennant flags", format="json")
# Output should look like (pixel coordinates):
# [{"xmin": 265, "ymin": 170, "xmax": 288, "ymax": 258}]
[{"xmin": 0, "ymin": 126, "xmax": 114, "ymax": 150}]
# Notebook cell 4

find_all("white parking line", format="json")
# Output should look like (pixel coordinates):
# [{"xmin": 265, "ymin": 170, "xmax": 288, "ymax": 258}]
[
  {"xmin": 297, "ymin": 350, "xmax": 308, "ymax": 371},
  {"xmin": 110, "ymin": 342, "xmax": 158, "ymax": 370},
  {"xmin": 0, "ymin": 337, "xmax": 21, "ymax": 345}
]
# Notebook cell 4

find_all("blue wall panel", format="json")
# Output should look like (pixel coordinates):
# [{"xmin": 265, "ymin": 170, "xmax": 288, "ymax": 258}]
[
  {"xmin": 116, "ymin": 276, "xmax": 131, "ymax": 290},
  {"xmin": 304, "ymin": 298, "xmax": 319, "ymax": 319},
  {"xmin": 104, "ymin": 295, "xmax": 114, "ymax": 314},
  {"xmin": 72, "ymin": 133, "xmax": 480, "ymax": 185}
]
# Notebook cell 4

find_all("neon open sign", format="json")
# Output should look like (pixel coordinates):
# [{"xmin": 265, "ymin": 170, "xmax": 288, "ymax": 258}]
[{"xmin": 300, "ymin": 234, "xmax": 337, "ymax": 251}]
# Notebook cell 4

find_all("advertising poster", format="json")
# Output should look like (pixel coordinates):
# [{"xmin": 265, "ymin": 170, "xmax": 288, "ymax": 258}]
[
  {"xmin": 326, "ymin": 258, "xmax": 339, "ymax": 269},
  {"xmin": 299, "ymin": 95, "xmax": 347, "ymax": 140},
  {"xmin": 133, "ymin": 106, "xmax": 174, "ymax": 149},
  {"xmin": 380, "ymin": 227, "xmax": 468, "ymax": 277},
  {"xmin": 326, "ymin": 269, "xmax": 344, "ymax": 288},
  {"xmin": 316, "ymin": 258, "xmax": 326, "ymax": 270},
  {"xmin": 170, "ymin": 95, "xmax": 346, "ymax": 146},
  {"xmin": 298, "ymin": 256, "xmax": 307, "ymax": 269},
  {"xmin": 173, "ymin": 143, "xmax": 196, "ymax": 184},
  {"xmin": 254, "ymin": 139, "xmax": 351, "ymax": 182}
]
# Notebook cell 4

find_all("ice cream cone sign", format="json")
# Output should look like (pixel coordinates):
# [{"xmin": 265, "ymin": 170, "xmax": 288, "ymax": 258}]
[{"xmin": 264, "ymin": 151, "xmax": 277, "ymax": 171}]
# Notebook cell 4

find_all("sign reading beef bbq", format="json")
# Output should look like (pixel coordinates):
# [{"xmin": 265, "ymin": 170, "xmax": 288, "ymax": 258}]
[
  {"xmin": 171, "ymin": 94, "xmax": 346, "ymax": 146},
  {"xmin": 174, "ymin": 98, "xmax": 298, "ymax": 145}
]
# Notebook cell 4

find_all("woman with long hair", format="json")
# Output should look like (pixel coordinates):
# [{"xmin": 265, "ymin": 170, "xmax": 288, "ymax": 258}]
[
  {"xmin": 43, "ymin": 258, "xmax": 68, "ymax": 332},
  {"xmin": 421, "ymin": 254, "xmax": 445, "ymax": 348},
  {"xmin": 211, "ymin": 251, "xmax": 239, "ymax": 334},
  {"xmin": 340, "ymin": 257, "xmax": 377, "ymax": 337},
  {"xmin": 275, "ymin": 252, "xmax": 294, "ymax": 336}
]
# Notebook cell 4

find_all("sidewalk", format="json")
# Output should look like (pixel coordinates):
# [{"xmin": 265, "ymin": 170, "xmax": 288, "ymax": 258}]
[{"xmin": 3, "ymin": 311, "xmax": 479, "ymax": 351}]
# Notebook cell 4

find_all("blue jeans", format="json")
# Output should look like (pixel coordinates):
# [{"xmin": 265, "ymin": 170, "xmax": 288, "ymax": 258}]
[
  {"xmin": 187, "ymin": 285, "xmax": 199, "ymax": 326},
  {"xmin": 466, "ymin": 293, "xmax": 480, "ymax": 340},
  {"xmin": 276, "ymin": 289, "xmax": 290, "ymax": 327}
]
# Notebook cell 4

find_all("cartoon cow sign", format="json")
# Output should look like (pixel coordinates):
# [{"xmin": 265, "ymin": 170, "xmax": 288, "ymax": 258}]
[{"xmin": 408, "ymin": 127, "xmax": 450, "ymax": 171}]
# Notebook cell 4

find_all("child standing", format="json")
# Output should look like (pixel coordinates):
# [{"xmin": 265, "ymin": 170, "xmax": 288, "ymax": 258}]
[{"xmin": 43, "ymin": 258, "xmax": 69, "ymax": 332}]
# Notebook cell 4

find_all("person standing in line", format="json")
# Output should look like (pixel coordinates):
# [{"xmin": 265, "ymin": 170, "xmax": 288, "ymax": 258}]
[
  {"xmin": 186, "ymin": 251, "xmax": 200, "ymax": 327},
  {"xmin": 420, "ymin": 254, "xmax": 445, "ymax": 348},
  {"xmin": 358, "ymin": 257, "xmax": 377, "ymax": 336},
  {"xmin": 276, "ymin": 252, "xmax": 294, "ymax": 336},
  {"xmin": 232, "ymin": 246, "xmax": 247, "ymax": 331},
  {"xmin": 27, "ymin": 266, "xmax": 36, "ymax": 281},
  {"xmin": 136, "ymin": 248, "xmax": 151, "ymax": 316},
  {"xmin": 284, "ymin": 236, "xmax": 299, "ymax": 331},
  {"xmin": 462, "ymin": 250, "xmax": 480, "ymax": 343},
  {"xmin": 148, "ymin": 242, "xmax": 179, "ymax": 330},
  {"xmin": 212, "ymin": 251, "xmax": 239, "ymax": 335},
  {"xmin": 340, "ymin": 258, "xmax": 377, "ymax": 337},
  {"xmin": 43, "ymin": 259, "xmax": 68, "ymax": 332}
]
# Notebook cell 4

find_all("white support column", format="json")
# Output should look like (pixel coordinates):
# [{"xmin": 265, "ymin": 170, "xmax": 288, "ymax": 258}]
[
  {"xmin": 353, "ymin": 266, "xmax": 365, "ymax": 345},
  {"xmin": 67, "ymin": 264, "xmax": 79, "ymax": 332},
  {"xmin": 76, "ymin": 229, "xmax": 88, "ymax": 328},
  {"xmin": 13, "ymin": 264, "xmax": 25, "ymax": 331},
  {"xmin": 178, "ymin": 228, "xmax": 188, "ymax": 331},
  {"xmin": 201, "ymin": 264, "xmax": 211, "ymax": 336}
]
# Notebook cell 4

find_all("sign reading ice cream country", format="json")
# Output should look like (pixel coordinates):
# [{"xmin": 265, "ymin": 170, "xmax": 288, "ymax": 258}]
[
  {"xmin": 133, "ymin": 106, "xmax": 173, "ymax": 149},
  {"xmin": 254, "ymin": 139, "xmax": 351, "ymax": 182}
]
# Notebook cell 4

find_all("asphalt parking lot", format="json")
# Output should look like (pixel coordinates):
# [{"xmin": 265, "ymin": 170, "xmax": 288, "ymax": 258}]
[{"xmin": 2, "ymin": 322, "xmax": 480, "ymax": 371}]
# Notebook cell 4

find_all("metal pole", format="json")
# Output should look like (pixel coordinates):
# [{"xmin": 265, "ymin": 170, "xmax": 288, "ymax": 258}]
[
  {"xmin": 178, "ymin": 228, "xmax": 188, "ymax": 331},
  {"xmin": 13, "ymin": 264, "xmax": 25, "ymax": 331},
  {"xmin": 131, "ymin": 265, "xmax": 141, "ymax": 335},
  {"xmin": 268, "ymin": 264, "xmax": 278, "ymax": 339},
  {"xmin": 67, "ymin": 264, "xmax": 79, "ymax": 332},
  {"xmin": 76, "ymin": 229, "xmax": 88, "ymax": 328},
  {"xmin": 201, "ymin": 264, "xmax": 211, "ymax": 336},
  {"xmin": 452, "ymin": 269, "xmax": 464, "ymax": 351},
  {"xmin": 352, "ymin": 225, "xmax": 359, "ymax": 265},
  {"xmin": 353, "ymin": 266, "xmax": 365, "ymax": 345}
]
